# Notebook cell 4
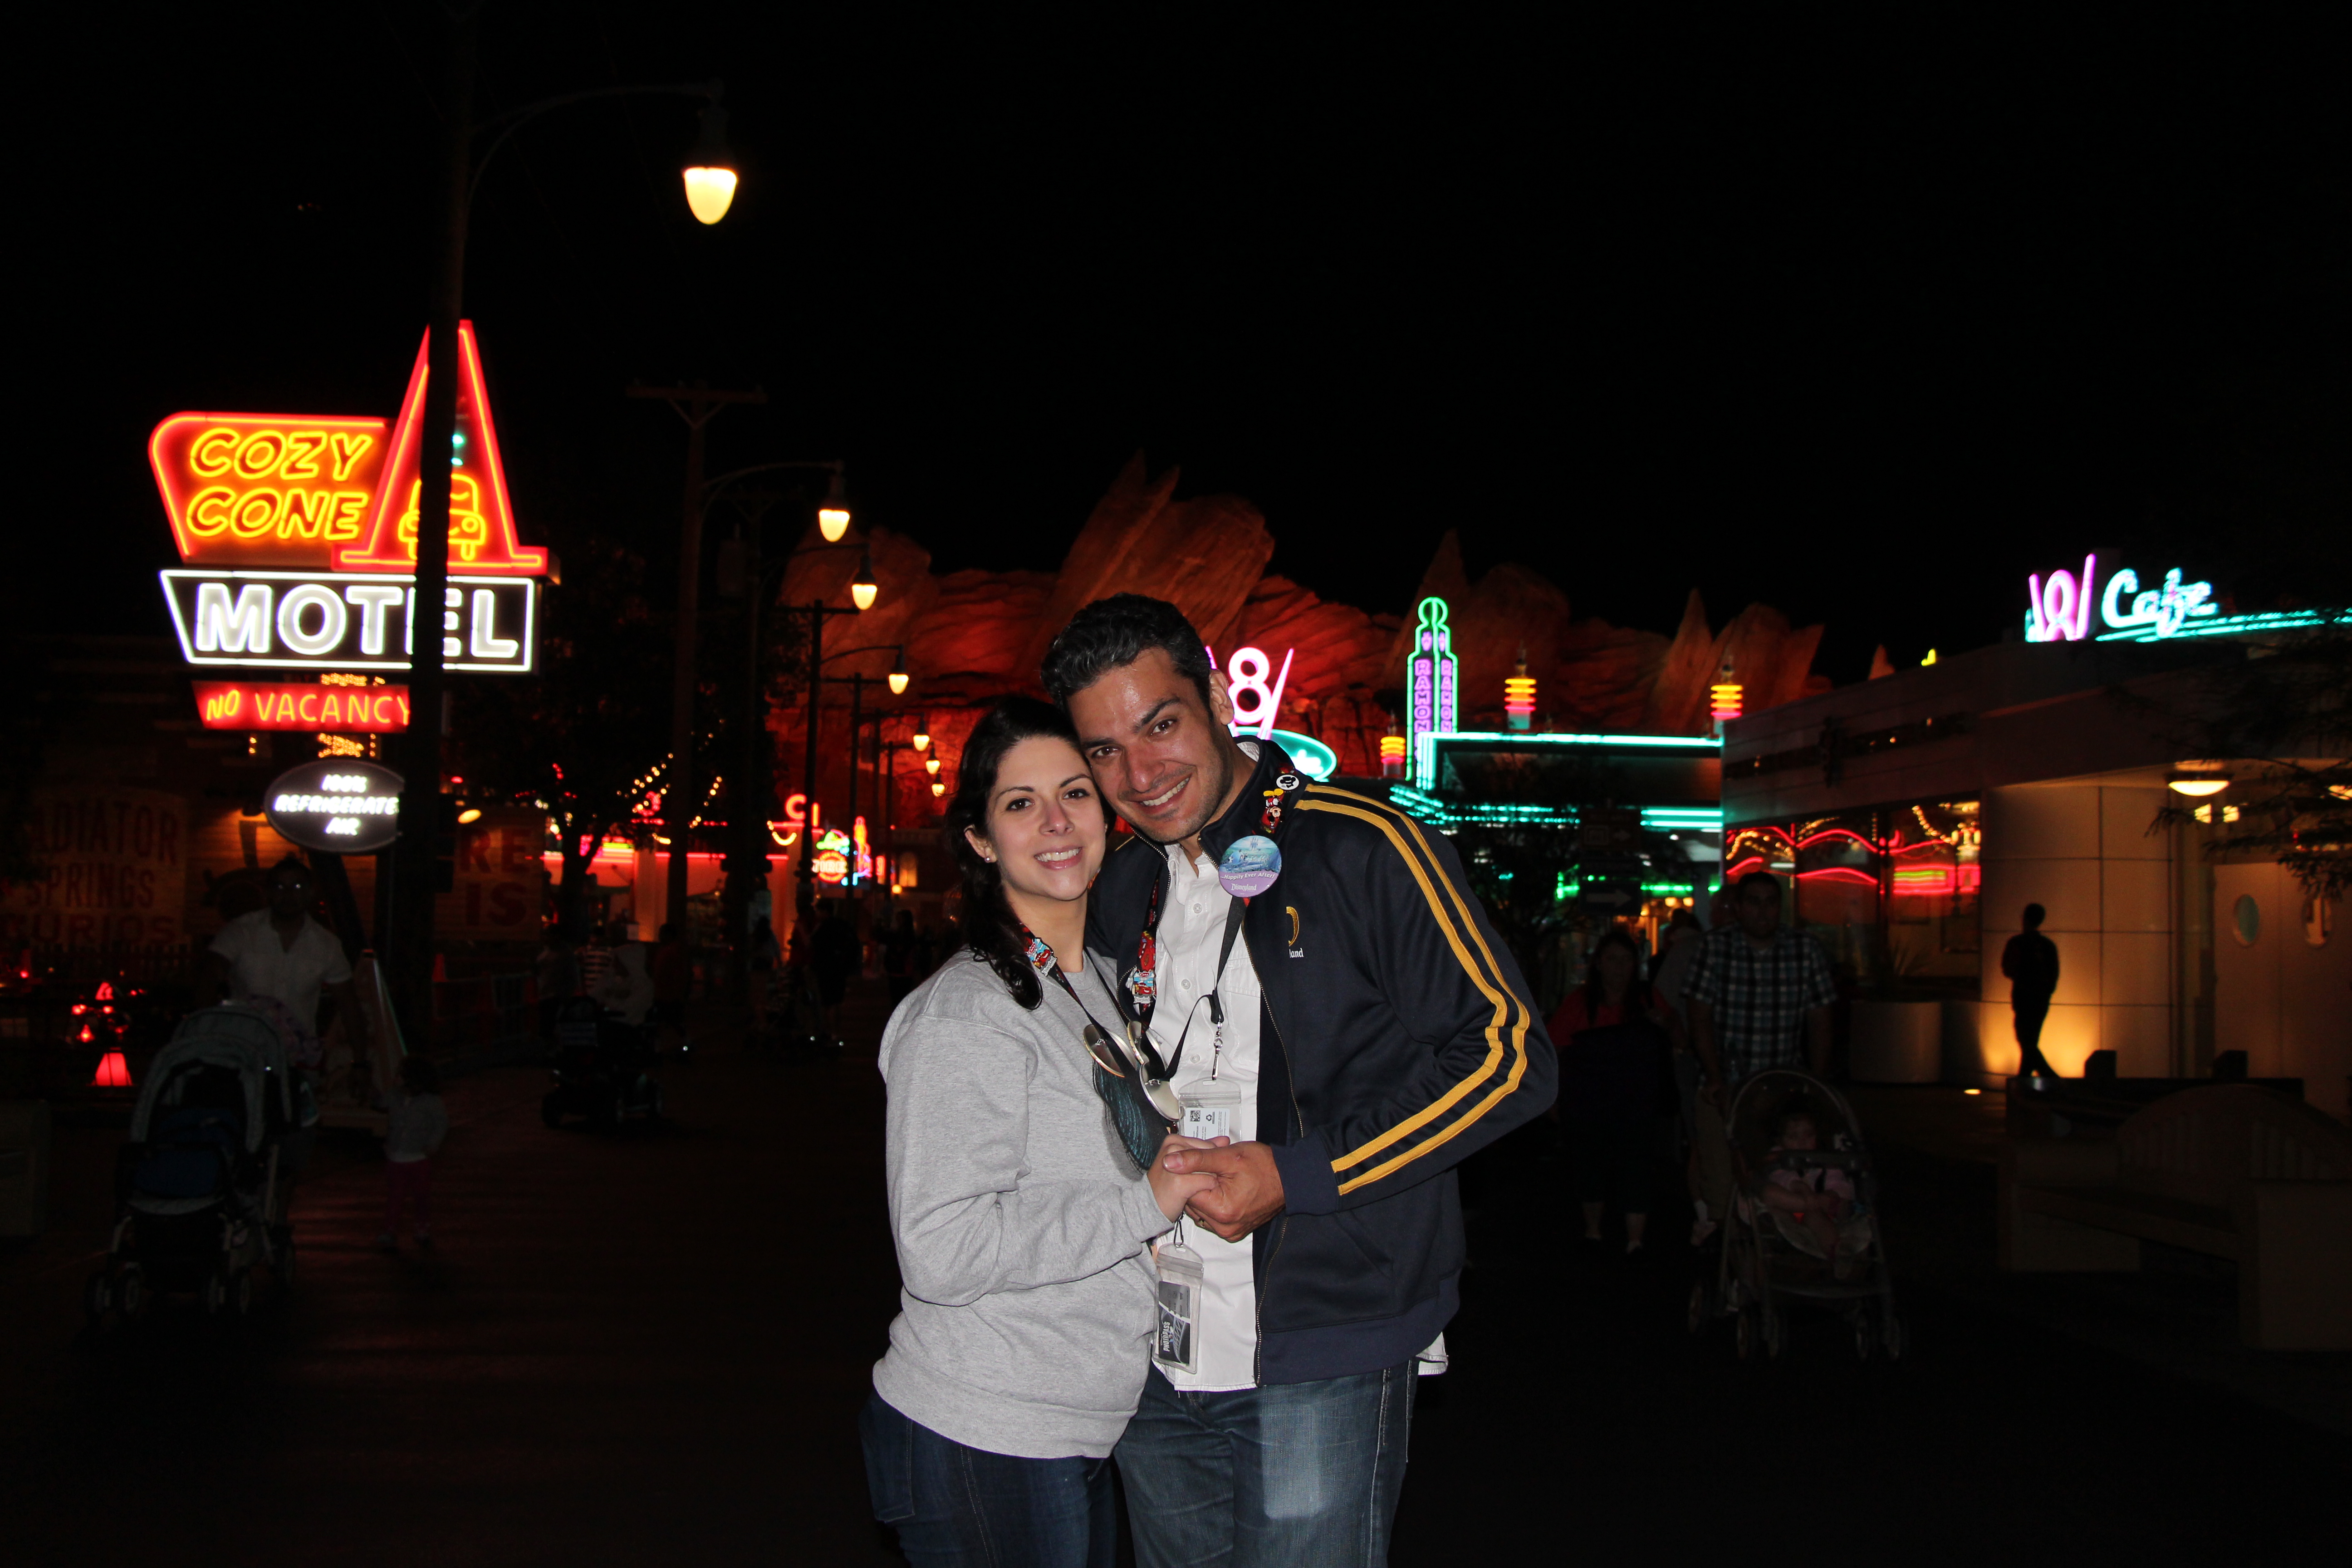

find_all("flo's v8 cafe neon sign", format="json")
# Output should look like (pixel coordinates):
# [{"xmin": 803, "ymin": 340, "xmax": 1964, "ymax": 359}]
[
  {"xmin": 2024, "ymin": 553, "xmax": 2219, "ymax": 643},
  {"xmin": 151, "ymin": 319, "xmax": 543, "ymax": 676}
]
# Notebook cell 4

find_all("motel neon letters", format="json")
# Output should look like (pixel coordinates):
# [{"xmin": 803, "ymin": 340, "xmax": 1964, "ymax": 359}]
[{"xmin": 151, "ymin": 320, "xmax": 545, "ymax": 681}]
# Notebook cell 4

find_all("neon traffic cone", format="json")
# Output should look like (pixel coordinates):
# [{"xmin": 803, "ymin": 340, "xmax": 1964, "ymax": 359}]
[{"xmin": 93, "ymin": 1049, "xmax": 133, "ymax": 1088}]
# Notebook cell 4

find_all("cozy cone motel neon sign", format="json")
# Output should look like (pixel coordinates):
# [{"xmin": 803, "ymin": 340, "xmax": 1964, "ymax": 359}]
[{"xmin": 151, "ymin": 320, "xmax": 542, "ymax": 676}]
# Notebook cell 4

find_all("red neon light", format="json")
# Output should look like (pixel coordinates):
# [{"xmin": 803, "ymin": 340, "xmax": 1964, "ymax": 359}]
[
  {"xmin": 192, "ymin": 681, "xmax": 411, "ymax": 732},
  {"xmin": 335, "ymin": 322, "xmax": 546, "ymax": 575},
  {"xmin": 149, "ymin": 414, "xmax": 391, "ymax": 568},
  {"xmin": 1725, "ymin": 856, "xmax": 1768, "ymax": 880},
  {"xmin": 1796, "ymin": 867, "xmax": 1881, "ymax": 887},
  {"xmin": 92, "ymin": 1049, "xmax": 133, "ymax": 1089}
]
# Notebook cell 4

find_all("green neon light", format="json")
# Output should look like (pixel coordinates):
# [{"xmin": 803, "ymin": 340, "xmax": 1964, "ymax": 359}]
[{"xmin": 1412, "ymin": 728, "xmax": 1721, "ymax": 790}]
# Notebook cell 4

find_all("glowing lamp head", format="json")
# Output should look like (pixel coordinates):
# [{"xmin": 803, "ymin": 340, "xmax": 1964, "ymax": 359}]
[
  {"xmin": 887, "ymin": 649, "xmax": 910, "ymax": 696},
  {"xmin": 2168, "ymin": 774, "xmax": 2229, "ymax": 797},
  {"xmin": 930, "ymin": 780, "xmax": 946, "ymax": 797},
  {"xmin": 681, "ymin": 100, "xmax": 738, "ymax": 225},
  {"xmin": 911, "ymin": 723, "xmax": 930, "ymax": 753},
  {"xmin": 924, "ymin": 755, "xmax": 941, "ymax": 776},
  {"xmin": 817, "ymin": 470, "xmax": 852, "ymax": 542},
  {"xmin": 850, "ymin": 552, "xmax": 879, "ymax": 612},
  {"xmin": 682, "ymin": 167, "xmax": 738, "ymax": 225},
  {"xmin": 457, "ymin": 807, "xmax": 483, "ymax": 824}
]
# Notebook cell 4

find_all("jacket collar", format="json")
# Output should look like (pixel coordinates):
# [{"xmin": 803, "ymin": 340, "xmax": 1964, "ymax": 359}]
[{"xmin": 1194, "ymin": 738, "xmax": 1297, "ymax": 864}]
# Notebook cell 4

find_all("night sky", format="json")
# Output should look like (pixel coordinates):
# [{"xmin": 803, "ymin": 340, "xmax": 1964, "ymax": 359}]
[{"xmin": 19, "ymin": 5, "xmax": 2346, "ymax": 681}]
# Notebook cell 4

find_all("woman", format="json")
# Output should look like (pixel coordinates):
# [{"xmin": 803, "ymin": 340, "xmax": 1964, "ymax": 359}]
[
  {"xmin": 1548, "ymin": 928, "xmax": 1678, "ymax": 1253},
  {"xmin": 860, "ymin": 696, "xmax": 1218, "ymax": 1567},
  {"xmin": 744, "ymin": 916, "xmax": 779, "ymax": 1045}
]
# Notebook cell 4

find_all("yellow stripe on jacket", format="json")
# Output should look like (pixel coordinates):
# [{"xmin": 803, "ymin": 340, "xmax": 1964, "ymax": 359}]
[{"xmin": 1293, "ymin": 788, "xmax": 1534, "ymax": 1195}]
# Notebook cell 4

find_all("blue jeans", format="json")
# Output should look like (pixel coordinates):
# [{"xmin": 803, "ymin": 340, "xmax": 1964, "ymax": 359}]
[
  {"xmin": 858, "ymin": 1393, "xmax": 1117, "ymax": 1568},
  {"xmin": 1116, "ymin": 1362, "xmax": 1416, "ymax": 1568}
]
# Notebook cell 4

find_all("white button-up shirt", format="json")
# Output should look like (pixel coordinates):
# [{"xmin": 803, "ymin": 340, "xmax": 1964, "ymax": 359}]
[{"xmin": 1150, "ymin": 842, "xmax": 1264, "ymax": 1391}]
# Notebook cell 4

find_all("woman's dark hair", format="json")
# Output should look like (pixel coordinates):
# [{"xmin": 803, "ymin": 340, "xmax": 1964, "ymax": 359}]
[
  {"xmin": 1040, "ymin": 593, "xmax": 1217, "ymax": 713},
  {"xmin": 1582, "ymin": 927, "xmax": 1646, "ymax": 1012},
  {"xmin": 947, "ymin": 696, "xmax": 1104, "ymax": 1009}
]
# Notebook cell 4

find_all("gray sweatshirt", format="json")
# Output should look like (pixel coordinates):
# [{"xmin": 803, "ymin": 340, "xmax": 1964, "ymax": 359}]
[{"xmin": 872, "ymin": 951, "xmax": 1168, "ymax": 1460}]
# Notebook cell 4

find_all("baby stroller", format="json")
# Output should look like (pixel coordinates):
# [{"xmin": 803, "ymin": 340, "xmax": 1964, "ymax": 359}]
[
  {"xmin": 1688, "ymin": 1068, "xmax": 1904, "ymax": 1361},
  {"xmin": 541, "ymin": 996, "xmax": 663, "ymax": 1130},
  {"xmin": 89, "ymin": 1006, "xmax": 299, "ymax": 1323}
]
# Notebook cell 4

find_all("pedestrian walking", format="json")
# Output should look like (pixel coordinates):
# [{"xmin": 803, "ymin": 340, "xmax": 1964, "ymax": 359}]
[
  {"xmin": 860, "ymin": 697, "xmax": 1219, "ymax": 1567},
  {"xmin": 1046, "ymin": 594, "xmax": 1556, "ymax": 1567},
  {"xmin": 1550, "ymin": 928, "xmax": 1677, "ymax": 1254},
  {"xmin": 2000, "ymin": 903, "xmax": 2062, "ymax": 1078},
  {"xmin": 377, "ymin": 1055, "xmax": 447, "ymax": 1251},
  {"xmin": 1682, "ymin": 870, "xmax": 1838, "ymax": 1239},
  {"xmin": 745, "ymin": 916, "xmax": 780, "ymax": 1045},
  {"xmin": 650, "ymin": 921, "xmax": 693, "ymax": 1054},
  {"xmin": 882, "ymin": 909, "xmax": 920, "ymax": 1006},
  {"xmin": 534, "ymin": 926, "xmax": 580, "ymax": 1049},
  {"xmin": 812, "ymin": 901, "xmax": 858, "ymax": 1048}
]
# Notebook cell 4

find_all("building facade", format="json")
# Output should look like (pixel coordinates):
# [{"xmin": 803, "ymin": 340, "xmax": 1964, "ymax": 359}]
[{"xmin": 1721, "ymin": 637, "xmax": 2350, "ymax": 1117}]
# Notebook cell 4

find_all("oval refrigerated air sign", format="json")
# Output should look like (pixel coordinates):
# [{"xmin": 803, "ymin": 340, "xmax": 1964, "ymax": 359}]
[{"xmin": 263, "ymin": 760, "xmax": 406, "ymax": 853}]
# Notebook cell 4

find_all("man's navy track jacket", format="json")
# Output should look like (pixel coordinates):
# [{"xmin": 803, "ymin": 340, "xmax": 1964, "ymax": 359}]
[{"xmin": 1087, "ymin": 741, "xmax": 1557, "ymax": 1385}]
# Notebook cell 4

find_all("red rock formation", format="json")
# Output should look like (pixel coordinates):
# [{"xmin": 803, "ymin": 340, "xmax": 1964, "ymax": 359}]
[
  {"xmin": 758, "ymin": 467, "xmax": 1834, "ymax": 818},
  {"xmin": 1016, "ymin": 455, "xmax": 1275, "ymax": 680}
]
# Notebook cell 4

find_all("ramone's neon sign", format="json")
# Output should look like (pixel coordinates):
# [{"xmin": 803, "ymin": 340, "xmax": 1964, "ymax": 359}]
[{"xmin": 2024, "ymin": 554, "xmax": 2219, "ymax": 643}]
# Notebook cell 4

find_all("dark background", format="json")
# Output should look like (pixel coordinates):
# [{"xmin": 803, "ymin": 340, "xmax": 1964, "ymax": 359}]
[{"xmin": 14, "ymin": 5, "xmax": 2346, "ymax": 681}]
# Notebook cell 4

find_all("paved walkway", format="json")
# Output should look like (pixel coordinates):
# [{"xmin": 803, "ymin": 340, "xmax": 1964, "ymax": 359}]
[{"xmin": 4, "ymin": 988, "xmax": 2347, "ymax": 1563}]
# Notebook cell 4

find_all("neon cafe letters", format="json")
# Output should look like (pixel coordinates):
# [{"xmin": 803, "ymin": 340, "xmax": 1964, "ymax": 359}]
[
  {"xmin": 2024, "ymin": 553, "xmax": 2219, "ymax": 644},
  {"xmin": 150, "ymin": 320, "xmax": 543, "ymax": 676}
]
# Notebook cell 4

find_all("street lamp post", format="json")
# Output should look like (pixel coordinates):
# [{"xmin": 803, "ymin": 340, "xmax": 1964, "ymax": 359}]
[
  {"xmin": 629, "ymin": 385, "xmax": 767, "ymax": 941},
  {"xmin": 804, "ymin": 642, "xmax": 908, "ymax": 915},
  {"xmin": 701, "ymin": 462, "xmax": 850, "ymax": 948},
  {"xmin": 390, "ymin": 4, "xmax": 740, "ymax": 1046}
]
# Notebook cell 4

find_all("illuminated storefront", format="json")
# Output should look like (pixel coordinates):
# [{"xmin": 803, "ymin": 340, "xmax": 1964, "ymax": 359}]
[{"xmin": 1724, "ymin": 583, "xmax": 2351, "ymax": 1113}]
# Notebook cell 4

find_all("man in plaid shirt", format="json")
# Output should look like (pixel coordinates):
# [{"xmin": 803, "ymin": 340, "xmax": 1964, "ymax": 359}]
[
  {"xmin": 1684, "ymin": 870, "xmax": 1838, "ymax": 1089},
  {"xmin": 1682, "ymin": 871, "xmax": 1837, "ymax": 1237}
]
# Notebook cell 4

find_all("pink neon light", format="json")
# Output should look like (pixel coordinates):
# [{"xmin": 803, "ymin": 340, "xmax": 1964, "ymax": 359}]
[
  {"xmin": 2028, "ymin": 554, "xmax": 2097, "ymax": 642},
  {"xmin": 1796, "ymin": 867, "xmax": 1882, "ymax": 887}
]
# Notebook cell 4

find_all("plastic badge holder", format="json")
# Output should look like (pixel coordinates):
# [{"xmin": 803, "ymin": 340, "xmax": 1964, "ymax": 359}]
[
  {"xmin": 1153, "ymin": 1236, "xmax": 1204, "ymax": 1373},
  {"xmin": 1180, "ymin": 1082, "xmax": 1247, "ymax": 1145}
]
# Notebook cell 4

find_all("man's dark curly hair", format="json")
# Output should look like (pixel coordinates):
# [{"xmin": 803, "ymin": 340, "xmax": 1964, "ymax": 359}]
[{"xmin": 1039, "ymin": 593, "xmax": 1218, "ymax": 713}]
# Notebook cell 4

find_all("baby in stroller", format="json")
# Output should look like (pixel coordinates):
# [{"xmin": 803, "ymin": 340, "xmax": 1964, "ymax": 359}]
[{"xmin": 1757, "ymin": 1106, "xmax": 1874, "ymax": 1279}]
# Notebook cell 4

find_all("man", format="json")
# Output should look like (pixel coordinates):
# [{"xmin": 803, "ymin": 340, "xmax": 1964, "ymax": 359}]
[
  {"xmin": 811, "ymin": 900, "xmax": 859, "ymax": 1049},
  {"xmin": 203, "ymin": 857, "xmax": 363, "ymax": 1051},
  {"xmin": 649, "ymin": 921, "xmax": 694, "ymax": 1054},
  {"xmin": 1046, "ymin": 594, "xmax": 1556, "ymax": 1566},
  {"xmin": 202, "ymin": 857, "xmax": 367, "ymax": 1222},
  {"xmin": 592, "ymin": 919, "xmax": 655, "ymax": 1025},
  {"xmin": 2000, "ymin": 902, "xmax": 2061, "ymax": 1078},
  {"xmin": 1683, "ymin": 870, "xmax": 1838, "ymax": 1231},
  {"xmin": 882, "ymin": 909, "xmax": 920, "ymax": 1006}
]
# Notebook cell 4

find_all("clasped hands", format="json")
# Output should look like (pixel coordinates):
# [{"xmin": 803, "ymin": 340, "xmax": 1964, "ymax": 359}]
[{"xmin": 1149, "ymin": 1135, "xmax": 1286, "ymax": 1240}]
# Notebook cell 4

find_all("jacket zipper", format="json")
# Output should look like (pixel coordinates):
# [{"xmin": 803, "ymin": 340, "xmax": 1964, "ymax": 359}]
[{"xmin": 1254, "ymin": 965, "xmax": 1307, "ymax": 1385}]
